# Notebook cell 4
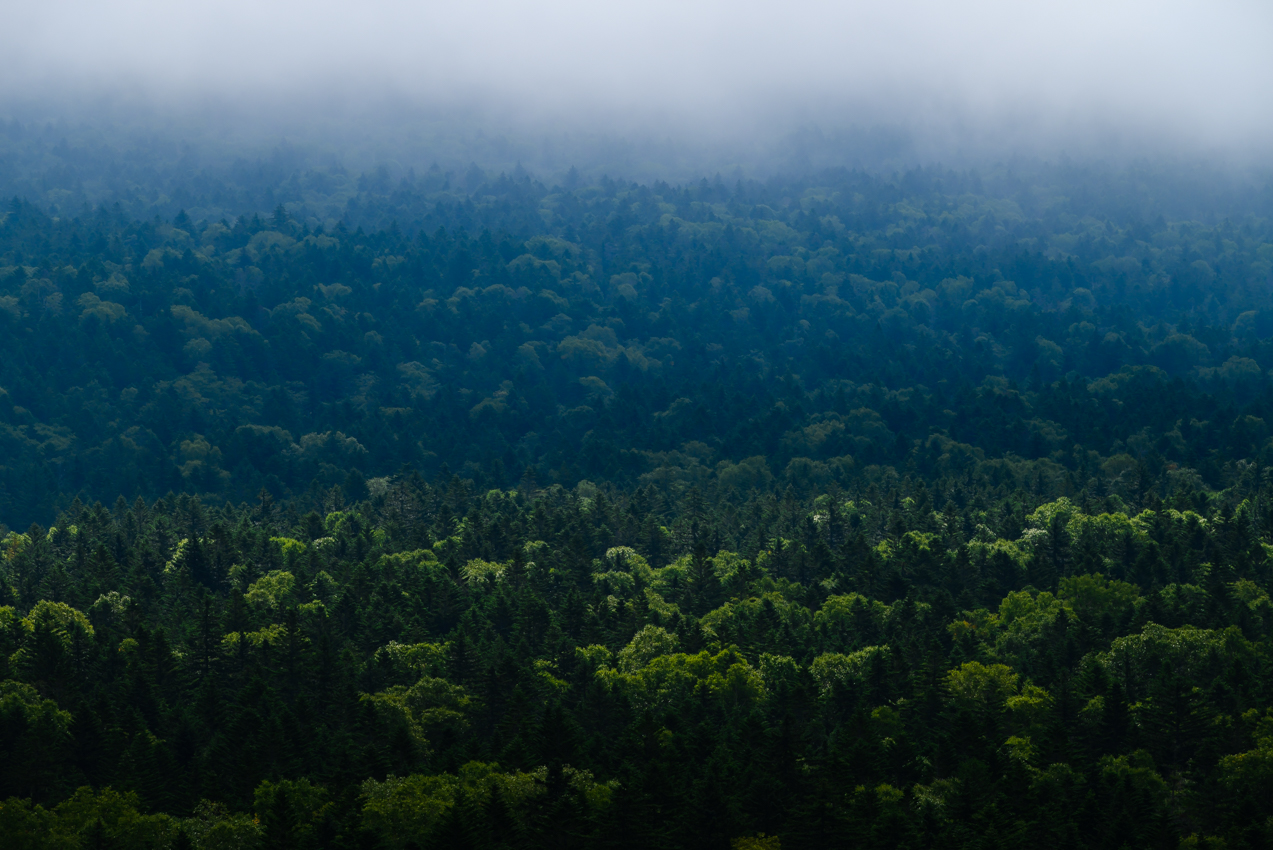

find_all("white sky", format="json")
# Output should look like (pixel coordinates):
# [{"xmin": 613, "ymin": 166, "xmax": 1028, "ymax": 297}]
[{"xmin": 5, "ymin": 0, "xmax": 1273, "ymax": 156}]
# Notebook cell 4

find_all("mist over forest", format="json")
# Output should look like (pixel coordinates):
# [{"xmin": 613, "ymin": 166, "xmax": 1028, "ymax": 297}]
[{"xmin": 4, "ymin": 3, "xmax": 1273, "ymax": 849}]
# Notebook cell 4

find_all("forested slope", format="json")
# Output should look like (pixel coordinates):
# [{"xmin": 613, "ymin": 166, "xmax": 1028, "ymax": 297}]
[
  {"xmin": 3, "ymin": 163, "xmax": 1273, "ymax": 526},
  {"xmin": 4, "ymin": 151, "xmax": 1273, "ymax": 847}
]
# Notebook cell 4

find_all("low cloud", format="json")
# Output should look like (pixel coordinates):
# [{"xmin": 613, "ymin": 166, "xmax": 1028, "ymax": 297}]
[{"xmin": 3, "ymin": 0, "xmax": 1272, "ymax": 164}]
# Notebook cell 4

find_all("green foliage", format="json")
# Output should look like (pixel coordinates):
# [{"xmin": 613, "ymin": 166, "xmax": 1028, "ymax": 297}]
[
  {"xmin": 4, "ymin": 150, "xmax": 1273, "ymax": 846},
  {"xmin": 0, "ymin": 451, "xmax": 1272, "ymax": 844},
  {"xmin": 945, "ymin": 661, "xmax": 1019, "ymax": 714},
  {"xmin": 0, "ymin": 681, "xmax": 73, "ymax": 801}
]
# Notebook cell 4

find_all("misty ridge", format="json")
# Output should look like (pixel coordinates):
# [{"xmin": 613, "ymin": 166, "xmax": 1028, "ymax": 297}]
[
  {"xmin": 2, "ymin": 95, "xmax": 1273, "ymax": 234},
  {"xmin": 1, "ymin": 0, "xmax": 1272, "ymax": 225}
]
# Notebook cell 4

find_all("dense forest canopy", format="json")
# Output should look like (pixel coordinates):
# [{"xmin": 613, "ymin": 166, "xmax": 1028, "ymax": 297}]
[
  {"xmin": 4, "ymin": 122, "xmax": 1273, "ymax": 848},
  {"xmin": 2, "ymin": 140, "xmax": 1273, "ymax": 528}
]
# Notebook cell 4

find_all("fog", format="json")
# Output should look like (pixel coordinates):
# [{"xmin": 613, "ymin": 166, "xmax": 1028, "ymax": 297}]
[{"xmin": 3, "ymin": 0, "xmax": 1272, "ymax": 177}]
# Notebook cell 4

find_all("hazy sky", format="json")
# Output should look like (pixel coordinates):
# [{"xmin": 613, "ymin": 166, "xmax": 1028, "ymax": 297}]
[{"xmin": 5, "ymin": 0, "xmax": 1273, "ymax": 159}]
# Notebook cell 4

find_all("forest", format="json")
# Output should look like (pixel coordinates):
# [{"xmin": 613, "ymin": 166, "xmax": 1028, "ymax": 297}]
[{"xmin": 4, "ymin": 118, "xmax": 1273, "ymax": 847}]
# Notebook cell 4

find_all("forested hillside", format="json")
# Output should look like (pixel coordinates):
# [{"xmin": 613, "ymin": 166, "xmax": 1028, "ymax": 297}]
[
  {"xmin": 3, "ymin": 161, "xmax": 1273, "ymax": 527},
  {"xmin": 4, "ymin": 148, "xmax": 1273, "ymax": 847}
]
